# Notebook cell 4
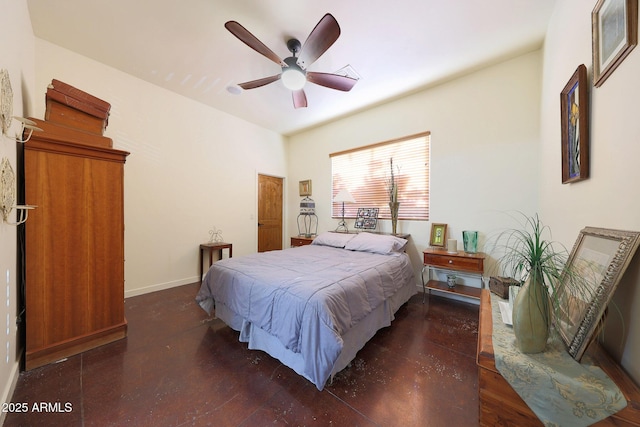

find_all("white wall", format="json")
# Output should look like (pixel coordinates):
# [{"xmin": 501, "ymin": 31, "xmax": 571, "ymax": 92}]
[
  {"xmin": 288, "ymin": 50, "xmax": 543, "ymax": 284},
  {"xmin": 33, "ymin": 40, "xmax": 288, "ymax": 297},
  {"xmin": 540, "ymin": 0, "xmax": 640, "ymax": 382},
  {"xmin": 0, "ymin": 0, "xmax": 36, "ymax": 418}
]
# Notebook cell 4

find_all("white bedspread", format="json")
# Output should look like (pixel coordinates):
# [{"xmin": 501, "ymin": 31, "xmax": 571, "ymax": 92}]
[{"xmin": 196, "ymin": 244, "xmax": 415, "ymax": 389}]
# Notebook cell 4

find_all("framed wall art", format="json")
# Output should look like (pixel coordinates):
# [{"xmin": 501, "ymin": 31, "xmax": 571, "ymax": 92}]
[
  {"xmin": 560, "ymin": 64, "xmax": 589, "ymax": 184},
  {"xmin": 299, "ymin": 180, "xmax": 312, "ymax": 196},
  {"xmin": 354, "ymin": 208, "xmax": 379, "ymax": 230},
  {"xmin": 429, "ymin": 223, "xmax": 447, "ymax": 247},
  {"xmin": 592, "ymin": 0, "xmax": 638, "ymax": 87},
  {"xmin": 555, "ymin": 227, "xmax": 640, "ymax": 361}
]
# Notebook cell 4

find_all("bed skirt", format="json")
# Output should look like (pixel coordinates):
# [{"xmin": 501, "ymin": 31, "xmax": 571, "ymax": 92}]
[{"xmin": 213, "ymin": 281, "xmax": 417, "ymax": 390}]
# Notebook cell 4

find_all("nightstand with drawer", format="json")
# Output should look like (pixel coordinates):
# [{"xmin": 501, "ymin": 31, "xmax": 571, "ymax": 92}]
[
  {"xmin": 422, "ymin": 248, "xmax": 485, "ymax": 301},
  {"xmin": 291, "ymin": 235, "xmax": 315, "ymax": 247}
]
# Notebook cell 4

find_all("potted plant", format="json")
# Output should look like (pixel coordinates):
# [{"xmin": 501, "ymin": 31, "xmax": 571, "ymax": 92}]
[{"xmin": 489, "ymin": 213, "xmax": 593, "ymax": 354}]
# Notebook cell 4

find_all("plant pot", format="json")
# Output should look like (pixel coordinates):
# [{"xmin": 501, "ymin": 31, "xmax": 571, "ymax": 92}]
[{"xmin": 512, "ymin": 274, "xmax": 549, "ymax": 353}]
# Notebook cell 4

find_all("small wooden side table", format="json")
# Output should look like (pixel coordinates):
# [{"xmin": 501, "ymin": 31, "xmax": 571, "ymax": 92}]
[
  {"xmin": 422, "ymin": 248, "xmax": 485, "ymax": 302},
  {"xmin": 199, "ymin": 242, "xmax": 232, "ymax": 281}
]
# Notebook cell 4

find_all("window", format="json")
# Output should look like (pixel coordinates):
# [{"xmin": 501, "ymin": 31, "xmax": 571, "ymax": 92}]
[{"xmin": 330, "ymin": 132, "xmax": 430, "ymax": 221}]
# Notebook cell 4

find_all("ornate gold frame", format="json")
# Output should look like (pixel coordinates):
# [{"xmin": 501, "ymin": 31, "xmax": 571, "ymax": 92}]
[{"xmin": 556, "ymin": 227, "xmax": 640, "ymax": 360}]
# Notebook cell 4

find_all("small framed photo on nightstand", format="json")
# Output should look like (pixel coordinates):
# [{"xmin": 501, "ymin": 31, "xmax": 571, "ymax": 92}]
[{"xmin": 429, "ymin": 223, "xmax": 447, "ymax": 247}]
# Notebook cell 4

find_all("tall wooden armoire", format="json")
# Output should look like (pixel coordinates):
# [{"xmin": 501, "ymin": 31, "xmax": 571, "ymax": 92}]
[{"xmin": 22, "ymin": 86, "xmax": 129, "ymax": 370}]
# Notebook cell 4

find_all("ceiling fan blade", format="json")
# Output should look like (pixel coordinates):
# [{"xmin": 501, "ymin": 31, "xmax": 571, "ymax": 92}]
[
  {"xmin": 306, "ymin": 72, "xmax": 357, "ymax": 92},
  {"xmin": 238, "ymin": 74, "xmax": 281, "ymax": 90},
  {"xmin": 297, "ymin": 14, "xmax": 340, "ymax": 69},
  {"xmin": 292, "ymin": 89, "xmax": 307, "ymax": 109},
  {"xmin": 225, "ymin": 21, "xmax": 286, "ymax": 67}
]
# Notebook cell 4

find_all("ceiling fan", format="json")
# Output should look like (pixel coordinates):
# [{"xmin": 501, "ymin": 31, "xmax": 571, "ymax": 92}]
[{"xmin": 225, "ymin": 13, "xmax": 358, "ymax": 109}]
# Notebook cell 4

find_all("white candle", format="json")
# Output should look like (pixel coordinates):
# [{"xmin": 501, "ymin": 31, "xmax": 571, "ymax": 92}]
[{"xmin": 447, "ymin": 239, "xmax": 457, "ymax": 253}]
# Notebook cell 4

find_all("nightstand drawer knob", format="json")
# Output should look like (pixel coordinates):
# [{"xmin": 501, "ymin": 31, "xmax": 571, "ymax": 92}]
[{"xmin": 448, "ymin": 260, "xmax": 453, "ymax": 264}]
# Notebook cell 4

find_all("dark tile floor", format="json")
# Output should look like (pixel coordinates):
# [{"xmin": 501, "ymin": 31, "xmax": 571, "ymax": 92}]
[{"xmin": 4, "ymin": 283, "xmax": 480, "ymax": 427}]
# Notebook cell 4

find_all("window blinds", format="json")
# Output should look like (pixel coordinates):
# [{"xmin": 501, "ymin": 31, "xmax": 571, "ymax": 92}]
[{"xmin": 330, "ymin": 132, "xmax": 430, "ymax": 220}]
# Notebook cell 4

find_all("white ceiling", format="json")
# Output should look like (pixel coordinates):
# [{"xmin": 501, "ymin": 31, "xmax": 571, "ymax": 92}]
[{"xmin": 26, "ymin": 0, "xmax": 556, "ymax": 136}]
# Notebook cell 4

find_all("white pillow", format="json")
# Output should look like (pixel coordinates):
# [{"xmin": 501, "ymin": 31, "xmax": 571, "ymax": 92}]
[
  {"xmin": 311, "ymin": 231, "xmax": 356, "ymax": 248},
  {"xmin": 344, "ymin": 232, "xmax": 408, "ymax": 255}
]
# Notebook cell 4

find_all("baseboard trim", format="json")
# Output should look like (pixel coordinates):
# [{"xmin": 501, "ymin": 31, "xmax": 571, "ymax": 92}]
[
  {"xmin": 0, "ymin": 360, "xmax": 21, "ymax": 426},
  {"xmin": 124, "ymin": 276, "xmax": 199, "ymax": 298}
]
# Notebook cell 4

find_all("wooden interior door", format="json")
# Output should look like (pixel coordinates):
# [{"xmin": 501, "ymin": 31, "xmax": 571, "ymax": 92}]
[{"xmin": 258, "ymin": 174, "xmax": 283, "ymax": 252}]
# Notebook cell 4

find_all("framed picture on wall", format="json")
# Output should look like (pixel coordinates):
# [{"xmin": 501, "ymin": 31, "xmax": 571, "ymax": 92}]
[
  {"xmin": 592, "ymin": 0, "xmax": 638, "ymax": 87},
  {"xmin": 560, "ymin": 64, "xmax": 589, "ymax": 184},
  {"xmin": 299, "ymin": 180, "xmax": 312, "ymax": 196}
]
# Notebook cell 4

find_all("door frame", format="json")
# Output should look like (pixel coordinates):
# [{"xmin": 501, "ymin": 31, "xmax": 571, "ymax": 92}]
[{"xmin": 256, "ymin": 172, "xmax": 286, "ymax": 251}]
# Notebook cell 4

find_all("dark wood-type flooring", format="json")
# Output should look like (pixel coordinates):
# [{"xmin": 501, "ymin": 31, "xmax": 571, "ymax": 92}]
[{"xmin": 4, "ymin": 283, "xmax": 480, "ymax": 426}]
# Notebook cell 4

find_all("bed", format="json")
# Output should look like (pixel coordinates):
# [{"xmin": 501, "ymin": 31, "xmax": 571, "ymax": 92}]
[{"xmin": 196, "ymin": 231, "xmax": 417, "ymax": 390}]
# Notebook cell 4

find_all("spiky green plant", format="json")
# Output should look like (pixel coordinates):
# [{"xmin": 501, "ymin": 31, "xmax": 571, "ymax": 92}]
[
  {"xmin": 494, "ymin": 214, "xmax": 566, "ymax": 295},
  {"xmin": 488, "ymin": 213, "xmax": 598, "ymax": 340}
]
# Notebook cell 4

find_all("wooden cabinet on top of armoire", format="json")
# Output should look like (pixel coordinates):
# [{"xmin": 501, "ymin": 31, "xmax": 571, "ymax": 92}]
[{"xmin": 22, "ymin": 118, "xmax": 130, "ymax": 370}]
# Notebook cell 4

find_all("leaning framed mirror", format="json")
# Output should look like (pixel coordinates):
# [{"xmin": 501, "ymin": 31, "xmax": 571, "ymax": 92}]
[{"xmin": 555, "ymin": 227, "xmax": 640, "ymax": 361}]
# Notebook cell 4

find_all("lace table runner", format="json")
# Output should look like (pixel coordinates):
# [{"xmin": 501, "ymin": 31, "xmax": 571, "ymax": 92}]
[{"xmin": 490, "ymin": 292, "xmax": 627, "ymax": 426}]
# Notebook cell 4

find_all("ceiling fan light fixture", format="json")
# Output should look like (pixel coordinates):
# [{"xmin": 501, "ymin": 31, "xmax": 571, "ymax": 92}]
[
  {"xmin": 281, "ymin": 68, "xmax": 306, "ymax": 90},
  {"xmin": 281, "ymin": 56, "xmax": 306, "ymax": 91}
]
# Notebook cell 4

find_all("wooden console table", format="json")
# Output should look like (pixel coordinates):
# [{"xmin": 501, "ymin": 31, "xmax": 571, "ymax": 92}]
[
  {"xmin": 477, "ymin": 290, "xmax": 640, "ymax": 426},
  {"xmin": 199, "ymin": 242, "xmax": 232, "ymax": 281}
]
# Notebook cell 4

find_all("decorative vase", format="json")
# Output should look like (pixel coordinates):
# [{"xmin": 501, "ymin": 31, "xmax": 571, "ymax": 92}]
[
  {"xmin": 462, "ymin": 230, "xmax": 478, "ymax": 253},
  {"xmin": 512, "ymin": 273, "xmax": 549, "ymax": 353},
  {"xmin": 389, "ymin": 202, "xmax": 400, "ymax": 234},
  {"xmin": 446, "ymin": 274, "xmax": 456, "ymax": 288}
]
